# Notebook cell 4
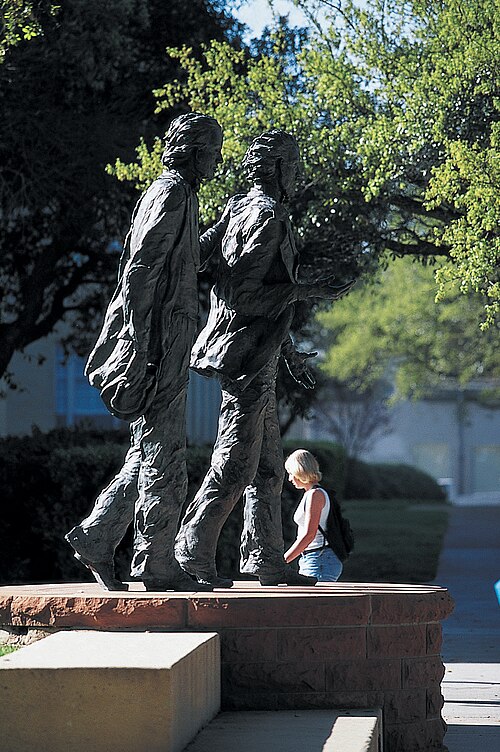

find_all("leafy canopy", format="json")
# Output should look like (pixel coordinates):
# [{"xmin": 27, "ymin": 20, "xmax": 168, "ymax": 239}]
[
  {"xmin": 0, "ymin": 0, "xmax": 241, "ymax": 384},
  {"xmin": 317, "ymin": 255, "xmax": 500, "ymax": 399},
  {"xmin": 108, "ymin": 30, "xmax": 383, "ymax": 288},
  {"xmin": 113, "ymin": 0, "xmax": 499, "ymax": 336},
  {"xmin": 298, "ymin": 0, "xmax": 500, "ymax": 325},
  {"xmin": 0, "ymin": 1, "xmax": 58, "ymax": 59}
]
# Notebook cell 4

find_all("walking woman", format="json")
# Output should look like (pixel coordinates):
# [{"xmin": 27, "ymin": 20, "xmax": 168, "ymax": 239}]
[{"xmin": 284, "ymin": 449, "xmax": 343, "ymax": 582}]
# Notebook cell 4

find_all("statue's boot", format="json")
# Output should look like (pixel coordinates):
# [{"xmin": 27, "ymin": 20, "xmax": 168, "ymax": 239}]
[
  {"xmin": 175, "ymin": 540, "xmax": 233, "ymax": 588},
  {"xmin": 196, "ymin": 574, "xmax": 234, "ymax": 589},
  {"xmin": 142, "ymin": 570, "xmax": 214, "ymax": 592},
  {"xmin": 259, "ymin": 568, "xmax": 317, "ymax": 587},
  {"xmin": 190, "ymin": 570, "xmax": 234, "ymax": 589},
  {"xmin": 65, "ymin": 529, "xmax": 127, "ymax": 591},
  {"xmin": 176, "ymin": 559, "xmax": 233, "ymax": 589}
]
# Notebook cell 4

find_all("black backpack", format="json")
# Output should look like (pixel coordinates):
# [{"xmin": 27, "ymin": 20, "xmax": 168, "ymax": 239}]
[{"xmin": 315, "ymin": 486, "xmax": 354, "ymax": 563}]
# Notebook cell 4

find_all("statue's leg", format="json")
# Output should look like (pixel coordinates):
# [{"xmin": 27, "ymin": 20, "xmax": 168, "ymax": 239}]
[
  {"xmin": 65, "ymin": 421, "xmax": 141, "ymax": 589},
  {"xmin": 175, "ymin": 374, "xmax": 270, "ymax": 581},
  {"xmin": 128, "ymin": 317, "xmax": 209, "ymax": 591},
  {"xmin": 240, "ymin": 362, "xmax": 317, "ymax": 586},
  {"xmin": 129, "ymin": 373, "xmax": 191, "ymax": 587},
  {"xmin": 240, "ymin": 379, "xmax": 286, "ymax": 576}
]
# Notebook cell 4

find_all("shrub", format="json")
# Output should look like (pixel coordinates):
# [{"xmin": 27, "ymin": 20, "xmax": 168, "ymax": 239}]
[
  {"xmin": 0, "ymin": 428, "xmax": 129, "ymax": 583},
  {"xmin": 0, "ymin": 428, "xmax": 347, "ymax": 584},
  {"xmin": 343, "ymin": 458, "xmax": 379, "ymax": 500},
  {"xmin": 1, "ymin": 426, "xmax": 443, "ymax": 586},
  {"xmin": 343, "ymin": 458, "xmax": 446, "ymax": 501}
]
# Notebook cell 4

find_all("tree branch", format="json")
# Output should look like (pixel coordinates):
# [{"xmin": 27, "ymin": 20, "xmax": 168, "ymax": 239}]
[
  {"xmin": 389, "ymin": 192, "xmax": 461, "ymax": 223},
  {"xmin": 382, "ymin": 236, "xmax": 450, "ymax": 258}
]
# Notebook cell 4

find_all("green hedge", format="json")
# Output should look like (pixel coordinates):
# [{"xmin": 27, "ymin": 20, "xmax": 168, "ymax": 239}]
[
  {"xmin": 0, "ymin": 429, "xmax": 347, "ymax": 584},
  {"xmin": 0, "ymin": 428, "xmax": 130, "ymax": 584},
  {"xmin": 343, "ymin": 458, "xmax": 446, "ymax": 501},
  {"xmin": 0, "ymin": 428, "xmax": 443, "ymax": 585}
]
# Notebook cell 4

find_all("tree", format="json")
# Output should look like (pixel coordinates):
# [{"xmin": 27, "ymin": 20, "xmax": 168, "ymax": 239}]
[
  {"xmin": 314, "ymin": 381, "xmax": 391, "ymax": 458},
  {"xmin": 0, "ymin": 0, "xmax": 241, "ymax": 384},
  {"xmin": 108, "ymin": 3, "xmax": 498, "ymax": 416},
  {"xmin": 317, "ymin": 256, "xmax": 500, "ymax": 399},
  {"xmin": 0, "ymin": 0, "xmax": 57, "ymax": 60},
  {"xmin": 114, "ymin": 0, "xmax": 498, "ymax": 336},
  {"xmin": 109, "ymin": 28, "xmax": 387, "ymax": 348},
  {"xmin": 293, "ymin": 0, "xmax": 499, "ymax": 325}
]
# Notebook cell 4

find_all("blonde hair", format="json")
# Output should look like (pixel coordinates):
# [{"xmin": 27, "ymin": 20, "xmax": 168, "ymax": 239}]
[{"xmin": 285, "ymin": 449, "xmax": 322, "ymax": 484}]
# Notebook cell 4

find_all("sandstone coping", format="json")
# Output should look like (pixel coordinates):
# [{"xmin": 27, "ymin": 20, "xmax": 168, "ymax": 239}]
[
  {"xmin": 0, "ymin": 581, "xmax": 454, "ymax": 752},
  {"xmin": 0, "ymin": 581, "xmax": 453, "ymax": 630}
]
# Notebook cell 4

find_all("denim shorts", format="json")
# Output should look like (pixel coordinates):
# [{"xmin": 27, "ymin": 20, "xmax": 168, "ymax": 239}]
[{"xmin": 298, "ymin": 546, "xmax": 343, "ymax": 582}]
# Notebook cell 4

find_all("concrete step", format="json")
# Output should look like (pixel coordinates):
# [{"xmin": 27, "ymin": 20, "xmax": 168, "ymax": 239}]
[
  {"xmin": 183, "ymin": 709, "xmax": 382, "ymax": 752},
  {"xmin": 0, "ymin": 630, "xmax": 220, "ymax": 752}
]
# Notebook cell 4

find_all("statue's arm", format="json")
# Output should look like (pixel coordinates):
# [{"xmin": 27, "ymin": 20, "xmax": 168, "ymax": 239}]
[
  {"xmin": 225, "ymin": 212, "xmax": 332, "ymax": 319},
  {"xmin": 199, "ymin": 198, "xmax": 236, "ymax": 271},
  {"xmin": 120, "ymin": 183, "xmax": 186, "ymax": 350},
  {"xmin": 281, "ymin": 336, "xmax": 317, "ymax": 389}
]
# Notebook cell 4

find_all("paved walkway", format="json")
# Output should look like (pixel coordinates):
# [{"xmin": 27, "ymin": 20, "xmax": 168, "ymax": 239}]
[{"xmin": 434, "ymin": 506, "xmax": 500, "ymax": 751}]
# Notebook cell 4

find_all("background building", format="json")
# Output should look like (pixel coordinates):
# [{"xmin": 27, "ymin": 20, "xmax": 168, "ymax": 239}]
[
  {"xmin": 0, "ymin": 334, "xmax": 221, "ymax": 444},
  {"xmin": 289, "ymin": 385, "xmax": 500, "ymax": 500},
  {"xmin": 2, "ymin": 338, "xmax": 499, "ymax": 500}
]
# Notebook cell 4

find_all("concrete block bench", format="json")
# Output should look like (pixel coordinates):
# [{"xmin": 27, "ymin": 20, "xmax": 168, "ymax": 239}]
[
  {"xmin": 183, "ymin": 708, "xmax": 382, "ymax": 751},
  {"xmin": 0, "ymin": 630, "xmax": 220, "ymax": 752}
]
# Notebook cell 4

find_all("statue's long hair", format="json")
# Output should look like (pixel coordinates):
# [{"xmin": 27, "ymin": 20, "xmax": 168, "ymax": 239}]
[
  {"xmin": 162, "ymin": 112, "xmax": 221, "ymax": 167},
  {"xmin": 242, "ymin": 130, "xmax": 299, "ymax": 182}
]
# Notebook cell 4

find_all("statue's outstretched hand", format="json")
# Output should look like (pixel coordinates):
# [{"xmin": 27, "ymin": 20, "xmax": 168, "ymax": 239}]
[
  {"xmin": 313, "ymin": 270, "xmax": 337, "ymax": 284},
  {"xmin": 312, "ymin": 278, "xmax": 356, "ymax": 300},
  {"xmin": 283, "ymin": 349, "xmax": 317, "ymax": 390}
]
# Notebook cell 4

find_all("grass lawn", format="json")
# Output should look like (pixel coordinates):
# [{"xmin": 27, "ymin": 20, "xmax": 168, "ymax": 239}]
[
  {"xmin": 340, "ymin": 499, "xmax": 449, "ymax": 584},
  {"xmin": 0, "ymin": 645, "xmax": 18, "ymax": 657}
]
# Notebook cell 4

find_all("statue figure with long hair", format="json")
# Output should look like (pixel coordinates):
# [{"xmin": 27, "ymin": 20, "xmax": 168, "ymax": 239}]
[
  {"xmin": 66, "ymin": 113, "xmax": 226, "ymax": 592},
  {"xmin": 175, "ymin": 130, "xmax": 353, "ymax": 587}
]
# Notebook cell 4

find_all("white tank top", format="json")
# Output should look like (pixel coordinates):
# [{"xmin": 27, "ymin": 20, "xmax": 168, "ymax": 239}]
[{"xmin": 293, "ymin": 487, "xmax": 330, "ymax": 551}]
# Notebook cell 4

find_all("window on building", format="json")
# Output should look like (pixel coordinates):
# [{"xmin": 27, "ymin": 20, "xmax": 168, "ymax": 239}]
[
  {"xmin": 55, "ymin": 347, "xmax": 221, "ymax": 441},
  {"xmin": 56, "ymin": 348, "xmax": 121, "ymax": 429},
  {"xmin": 187, "ymin": 371, "xmax": 221, "ymax": 444},
  {"xmin": 412, "ymin": 442, "xmax": 451, "ymax": 480},
  {"xmin": 473, "ymin": 446, "xmax": 500, "ymax": 493}
]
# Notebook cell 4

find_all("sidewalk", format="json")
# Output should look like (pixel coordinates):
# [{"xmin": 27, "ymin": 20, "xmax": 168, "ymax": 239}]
[{"xmin": 433, "ymin": 506, "xmax": 500, "ymax": 751}]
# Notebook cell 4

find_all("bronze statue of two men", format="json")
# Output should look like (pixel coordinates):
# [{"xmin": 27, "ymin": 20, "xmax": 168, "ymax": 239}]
[{"xmin": 66, "ymin": 113, "xmax": 352, "ymax": 591}]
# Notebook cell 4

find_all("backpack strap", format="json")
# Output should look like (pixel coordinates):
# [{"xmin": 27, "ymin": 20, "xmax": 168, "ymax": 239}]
[
  {"xmin": 318, "ymin": 524, "xmax": 328, "ymax": 550},
  {"xmin": 312, "ymin": 484, "xmax": 328, "ymax": 550}
]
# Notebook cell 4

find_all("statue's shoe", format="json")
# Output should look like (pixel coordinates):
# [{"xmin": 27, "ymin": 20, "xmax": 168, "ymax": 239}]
[
  {"xmin": 65, "ymin": 530, "xmax": 127, "ymax": 591},
  {"xmin": 259, "ymin": 570, "xmax": 317, "ymax": 586},
  {"xmin": 143, "ymin": 572, "xmax": 213, "ymax": 592},
  {"xmin": 177, "ymin": 559, "xmax": 233, "ymax": 588},
  {"xmin": 194, "ymin": 574, "xmax": 234, "ymax": 588}
]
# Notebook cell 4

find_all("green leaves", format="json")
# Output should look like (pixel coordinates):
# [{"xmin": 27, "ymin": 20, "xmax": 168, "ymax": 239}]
[
  {"xmin": 111, "ymin": 0, "xmax": 499, "ymax": 399},
  {"xmin": 318, "ymin": 256, "xmax": 500, "ymax": 398},
  {"xmin": 0, "ymin": 1, "xmax": 58, "ymax": 60},
  {"xmin": 0, "ymin": 1, "xmax": 243, "ymax": 383}
]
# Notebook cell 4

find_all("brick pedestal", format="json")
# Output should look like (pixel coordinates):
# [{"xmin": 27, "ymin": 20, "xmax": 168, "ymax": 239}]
[{"xmin": 0, "ymin": 581, "xmax": 453, "ymax": 752}]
